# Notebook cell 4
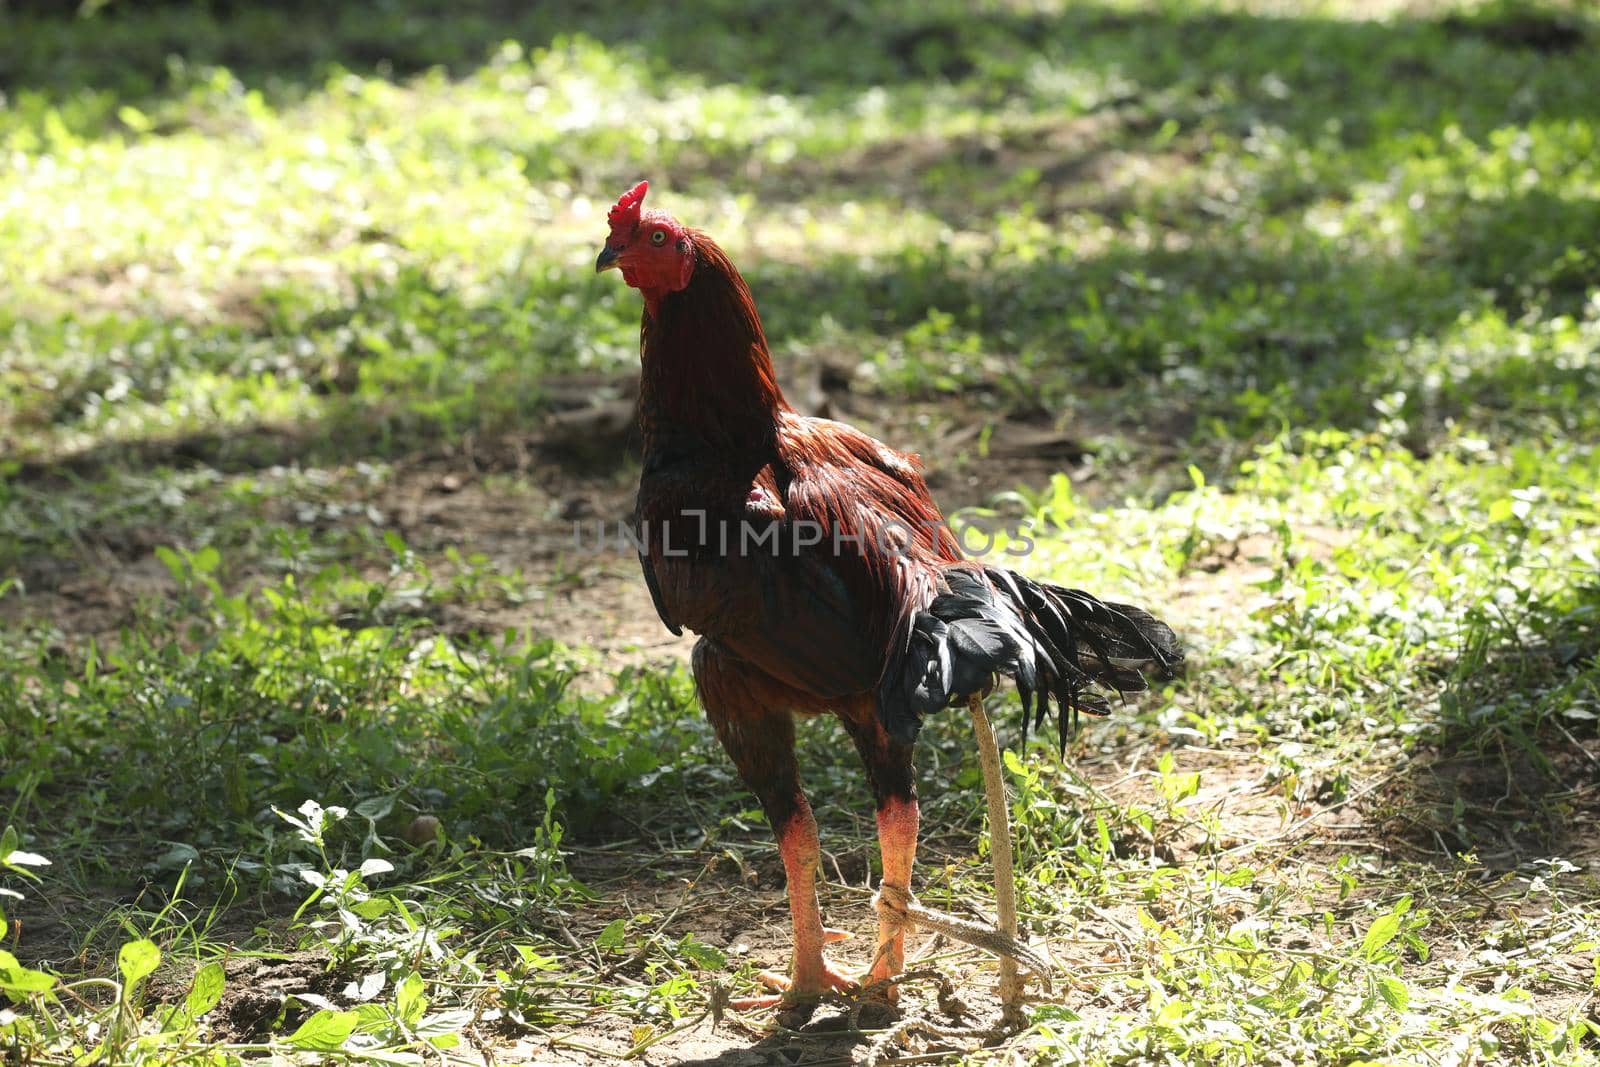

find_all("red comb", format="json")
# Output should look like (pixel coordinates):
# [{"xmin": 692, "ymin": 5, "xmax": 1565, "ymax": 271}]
[{"xmin": 607, "ymin": 180, "xmax": 649, "ymax": 232}]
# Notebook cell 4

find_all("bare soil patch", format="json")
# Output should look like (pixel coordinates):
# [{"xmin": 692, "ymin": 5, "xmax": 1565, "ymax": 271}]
[
  {"xmin": 2, "ymin": 374, "xmax": 1174, "ymax": 679},
  {"xmin": 207, "ymin": 952, "xmax": 341, "ymax": 1043}
]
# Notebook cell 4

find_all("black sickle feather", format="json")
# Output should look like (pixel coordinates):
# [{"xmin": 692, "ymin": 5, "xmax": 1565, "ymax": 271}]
[{"xmin": 877, "ymin": 564, "xmax": 1184, "ymax": 753}]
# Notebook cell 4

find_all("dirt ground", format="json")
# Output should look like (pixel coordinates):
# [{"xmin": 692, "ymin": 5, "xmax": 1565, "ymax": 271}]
[
  {"xmin": 5, "ymin": 365, "xmax": 1175, "ymax": 669},
  {"xmin": 9, "ymin": 380, "xmax": 1598, "ymax": 1065}
]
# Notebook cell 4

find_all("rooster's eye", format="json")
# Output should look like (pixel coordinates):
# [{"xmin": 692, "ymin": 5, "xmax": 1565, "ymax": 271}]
[{"xmin": 650, "ymin": 230, "xmax": 668, "ymax": 245}]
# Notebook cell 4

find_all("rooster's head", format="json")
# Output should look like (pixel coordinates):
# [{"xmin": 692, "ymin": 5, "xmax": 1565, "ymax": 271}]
[{"xmin": 595, "ymin": 180, "xmax": 695, "ymax": 298}]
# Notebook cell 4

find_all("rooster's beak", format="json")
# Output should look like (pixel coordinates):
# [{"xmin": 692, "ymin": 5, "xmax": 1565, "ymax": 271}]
[{"xmin": 595, "ymin": 245, "xmax": 621, "ymax": 273}]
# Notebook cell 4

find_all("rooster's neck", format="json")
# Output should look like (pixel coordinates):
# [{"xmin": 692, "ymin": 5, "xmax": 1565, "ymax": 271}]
[{"xmin": 637, "ymin": 234, "xmax": 790, "ymax": 453}]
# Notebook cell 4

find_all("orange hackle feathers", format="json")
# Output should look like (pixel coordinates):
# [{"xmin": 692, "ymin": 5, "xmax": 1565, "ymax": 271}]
[{"xmin": 634, "ymin": 229, "xmax": 789, "ymax": 449}]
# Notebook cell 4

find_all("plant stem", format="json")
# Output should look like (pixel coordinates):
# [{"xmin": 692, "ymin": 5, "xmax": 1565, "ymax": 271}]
[{"xmin": 967, "ymin": 694, "xmax": 1023, "ymax": 1026}]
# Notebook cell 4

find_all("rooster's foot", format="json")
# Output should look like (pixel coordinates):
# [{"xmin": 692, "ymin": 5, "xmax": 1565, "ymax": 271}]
[{"xmin": 729, "ymin": 959, "xmax": 858, "ymax": 1024}]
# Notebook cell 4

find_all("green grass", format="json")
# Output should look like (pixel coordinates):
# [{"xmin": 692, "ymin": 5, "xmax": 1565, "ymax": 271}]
[{"xmin": 2, "ymin": 0, "xmax": 1598, "ymax": 1063}]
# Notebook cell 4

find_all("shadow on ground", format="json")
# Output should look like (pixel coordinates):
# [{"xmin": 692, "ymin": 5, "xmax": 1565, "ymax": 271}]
[{"xmin": 1375, "ymin": 585, "xmax": 1600, "ymax": 870}]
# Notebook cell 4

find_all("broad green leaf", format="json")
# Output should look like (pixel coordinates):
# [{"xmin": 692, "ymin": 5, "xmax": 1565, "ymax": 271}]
[
  {"xmin": 118, "ymin": 939, "xmax": 160, "ymax": 988},
  {"xmin": 154, "ymin": 1003, "xmax": 191, "ymax": 1034},
  {"xmin": 514, "ymin": 945, "xmax": 561, "ymax": 970},
  {"xmin": 2, "ymin": 850, "xmax": 49, "ymax": 869},
  {"xmin": 343, "ymin": 971, "xmax": 385, "ymax": 1002},
  {"xmin": 597, "ymin": 918, "xmax": 627, "ymax": 951},
  {"xmin": 1361, "ymin": 912, "xmax": 1402, "ymax": 960},
  {"xmin": 677, "ymin": 935, "xmax": 727, "ymax": 970},
  {"xmin": 352, "ymin": 897, "xmax": 393, "ymax": 920},
  {"xmin": 418, "ymin": 1009, "xmax": 472, "ymax": 1037},
  {"xmin": 354, "ymin": 795, "xmax": 396, "ymax": 820},
  {"xmin": 353, "ymin": 1002, "xmax": 390, "ymax": 1031},
  {"xmin": 186, "ymin": 962, "xmax": 226, "ymax": 1016},
  {"xmin": 395, "ymin": 972, "xmax": 427, "ymax": 1025},
  {"xmin": 1377, "ymin": 975, "xmax": 1410, "ymax": 1010},
  {"xmin": 0, "ymin": 949, "xmax": 56, "ymax": 995},
  {"xmin": 155, "ymin": 843, "xmax": 199, "ymax": 871},
  {"xmin": 286, "ymin": 1009, "xmax": 358, "ymax": 1051},
  {"xmin": 293, "ymin": 992, "xmax": 340, "ymax": 1012}
]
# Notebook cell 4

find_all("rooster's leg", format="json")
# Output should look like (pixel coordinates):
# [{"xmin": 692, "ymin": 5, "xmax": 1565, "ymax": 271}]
[
  {"xmin": 869, "ymin": 795, "xmax": 918, "ymax": 989},
  {"xmin": 727, "ymin": 794, "xmax": 856, "ymax": 1016},
  {"xmin": 695, "ymin": 642, "xmax": 854, "ymax": 1018},
  {"xmin": 841, "ymin": 711, "xmax": 918, "ymax": 1000},
  {"xmin": 759, "ymin": 798, "xmax": 858, "ymax": 995}
]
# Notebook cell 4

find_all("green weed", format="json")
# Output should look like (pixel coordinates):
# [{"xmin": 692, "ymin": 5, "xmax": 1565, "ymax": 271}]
[{"xmin": 3, "ymin": 0, "xmax": 1598, "ymax": 1062}]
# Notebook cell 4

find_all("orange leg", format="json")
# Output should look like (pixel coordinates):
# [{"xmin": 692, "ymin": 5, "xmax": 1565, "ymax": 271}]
[
  {"xmin": 837, "ymin": 708, "xmax": 919, "ymax": 1002},
  {"xmin": 693, "ymin": 642, "xmax": 861, "ymax": 1018},
  {"xmin": 868, "ymin": 796, "xmax": 919, "ymax": 991},
  {"xmin": 730, "ymin": 799, "xmax": 857, "ymax": 1011}
]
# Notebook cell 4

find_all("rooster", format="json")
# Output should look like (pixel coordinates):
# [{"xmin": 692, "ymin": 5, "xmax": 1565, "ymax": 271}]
[{"xmin": 595, "ymin": 181, "xmax": 1181, "ymax": 1019}]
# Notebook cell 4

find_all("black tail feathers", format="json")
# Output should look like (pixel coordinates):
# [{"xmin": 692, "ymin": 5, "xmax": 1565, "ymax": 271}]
[{"xmin": 877, "ymin": 565, "xmax": 1184, "ymax": 753}]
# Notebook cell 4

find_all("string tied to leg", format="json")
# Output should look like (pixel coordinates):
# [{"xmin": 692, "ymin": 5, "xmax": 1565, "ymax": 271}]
[{"xmin": 869, "ymin": 883, "xmax": 1051, "ymax": 988}]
